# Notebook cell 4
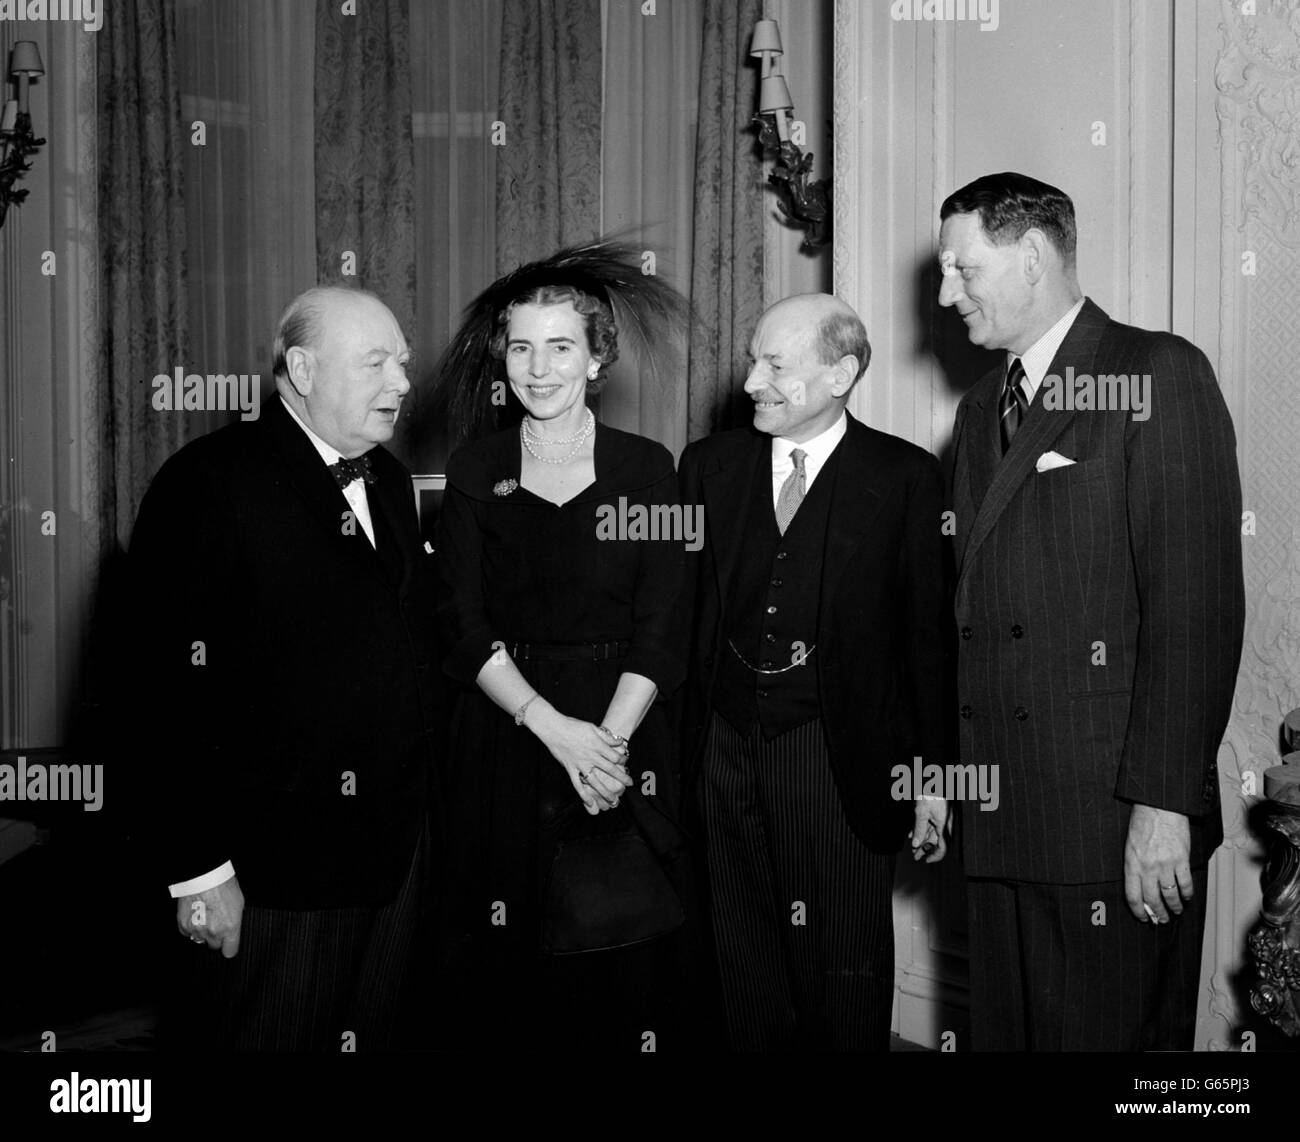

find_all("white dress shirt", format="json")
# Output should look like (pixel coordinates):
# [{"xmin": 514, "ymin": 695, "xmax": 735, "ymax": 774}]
[
  {"xmin": 282, "ymin": 400, "xmax": 377, "ymax": 547},
  {"xmin": 167, "ymin": 401, "xmax": 377, "ymax": 899},
  {"xmin": 770, "ymin": 410, "xmax": 848, "ymax": 511},
  {"xmin": 1014, "ymin": 296, "xmax": 1086, "ymax": 403}
]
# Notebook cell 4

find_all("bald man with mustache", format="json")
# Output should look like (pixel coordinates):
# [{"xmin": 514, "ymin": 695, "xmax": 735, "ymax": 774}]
[{"xmin": 677, "ymin": 293, "xmax": 953, "ymax": 1051}]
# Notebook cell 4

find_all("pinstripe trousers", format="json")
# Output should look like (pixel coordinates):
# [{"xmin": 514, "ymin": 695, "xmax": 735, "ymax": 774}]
[
  {"xmin": 966, "ymin": 871, "xmax": 1208, "ymax": 1051},
  {"xmin": 169, "ymin": 829, "xmax": 427, "ymax": 1052},
  {"xmin": 699, "ymin": 714, "xmax": 895, "ymax": 1052}
]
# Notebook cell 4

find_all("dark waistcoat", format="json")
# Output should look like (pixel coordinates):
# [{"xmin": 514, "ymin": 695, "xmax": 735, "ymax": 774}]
[{"xmin": 713, "ymin": 445, "xmax": 840, "ymax": 738}]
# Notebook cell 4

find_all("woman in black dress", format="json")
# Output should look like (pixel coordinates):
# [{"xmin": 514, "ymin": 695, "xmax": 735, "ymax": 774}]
[{"xmin": 434, "ymin": 243, "xmax": 703, "ymax": 1052}]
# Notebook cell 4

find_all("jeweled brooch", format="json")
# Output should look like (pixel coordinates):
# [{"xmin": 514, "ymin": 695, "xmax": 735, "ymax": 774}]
[{"xmin": 493, "ymin": 478, "xmax": 518, "ymax": 497}]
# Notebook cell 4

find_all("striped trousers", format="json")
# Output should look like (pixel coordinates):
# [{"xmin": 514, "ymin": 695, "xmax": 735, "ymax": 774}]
[
  {"xmin": 966, "ymin": 871, "xmax": 1208, "ymax": 1051},
  {"xmin": 168, "ymin": 830, "xmax": 427, "ymax": 1052},
  {"xmin": 698, "ymin": 714, "xmax": 895, "ymax": 1052}
]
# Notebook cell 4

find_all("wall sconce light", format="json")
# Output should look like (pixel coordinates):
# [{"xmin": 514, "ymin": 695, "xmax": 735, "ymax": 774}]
[
  {"xmin": 750, "ymin": 18, "xmax": 830, "ymax": 252},
  {"xmin": 0, "ymin": 40, "xmax": 47, "ymax": 231}
]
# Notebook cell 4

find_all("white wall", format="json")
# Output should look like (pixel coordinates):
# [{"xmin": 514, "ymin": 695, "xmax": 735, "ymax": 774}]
[{"xmin": 762, "ymin": 0, "xmax": 834, "ymax": 304}]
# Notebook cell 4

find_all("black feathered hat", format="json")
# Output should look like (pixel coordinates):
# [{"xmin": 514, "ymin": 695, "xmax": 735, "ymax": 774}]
[{"xmin": 433, "ymin": 238, "xmax": 688, "ymax": 445}]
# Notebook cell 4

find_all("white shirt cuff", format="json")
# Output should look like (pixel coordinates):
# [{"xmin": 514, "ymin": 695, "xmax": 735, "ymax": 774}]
[{"xmin": 168, "ymin": 861, "xmax": 236, "ymax": 898}]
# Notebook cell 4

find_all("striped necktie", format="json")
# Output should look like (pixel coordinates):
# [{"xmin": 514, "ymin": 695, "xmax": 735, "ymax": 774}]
[
  {"xmin": 999, "ymin": 358, "xmax": 1029, "ymax": 455},
  {"xmin": 775, "ymin": 448, "xmax": 807, "ymax": 535}
]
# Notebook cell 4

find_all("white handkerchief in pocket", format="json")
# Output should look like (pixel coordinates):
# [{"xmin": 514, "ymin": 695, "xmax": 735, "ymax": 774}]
[{"xmin": 1035, "ymin": 450, "xmax": 1076, "ymax": 473}]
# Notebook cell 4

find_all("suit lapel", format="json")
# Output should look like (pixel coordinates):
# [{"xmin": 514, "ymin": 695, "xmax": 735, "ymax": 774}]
[
  {"xmin": 367, "ymin": 463, "xmax": 416, "ymax": 593},
  {"xmin": 817, "ymin": 415, "xmax": 888, "ymax": 632},
  {"xmin": 952, "ymin": 369, "xmax": 1001, "ymax": 575},
  {"xmin": 971, "ymin": 374, "xmax": 1002, "ymax": 510},
  {"xmin": 262, "ymin": 394, "xmax": 400, "ymax": 592},
  {"xmin": 957, "ymin": 300, "xmax": 1110, "ymax": 582},
  {"xmin": 701, "ymin": 433, "xmax": 767, "ymax": 612}
]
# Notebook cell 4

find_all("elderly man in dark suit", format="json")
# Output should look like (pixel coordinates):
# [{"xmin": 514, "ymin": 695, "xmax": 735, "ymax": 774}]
[
  {"xmin": 129, "ymin": 286, "xmax": 441, "ymax": 1051},
  {"xmin": 940, "ymin": 171, "xmax": 1245, "ymax": 1050},
  {"xmin": 678, "ymin": 292, "xmax": 952, "ymax": 1052}
]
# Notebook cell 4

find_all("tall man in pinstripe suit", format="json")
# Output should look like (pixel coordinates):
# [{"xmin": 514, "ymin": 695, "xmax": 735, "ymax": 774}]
[
  {"xmin": 678, "ymin": 293, "xmax": 952, "ymax": 1051},
  {"xmin": 940, "ymin": 172, "xmax": 1245, "ymax": 1050}
]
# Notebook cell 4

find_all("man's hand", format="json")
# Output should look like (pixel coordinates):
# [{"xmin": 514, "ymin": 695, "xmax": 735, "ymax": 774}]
[
  {"xmin": 177, "ymin": 877, "xmax": 245, "ymax": 958},
  {"xmin": 910, "ymin": 797, "xmax": 950, "ymax": 863},
  {"xmin": 1123, "ymin": 804, "xmax": 1192, "ymax": 924}
]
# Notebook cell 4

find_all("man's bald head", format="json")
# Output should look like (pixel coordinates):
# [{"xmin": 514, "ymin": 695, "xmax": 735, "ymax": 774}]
[
  {"xmin": 272, "ymin": 286, "xmax": 412, "ymax": 457},
  {"xmin": 745, "ymin": 293, "xmax": 870, "ymax": 443},
  {"xmin": 763, "ymin": 293, "xmax": 872, "ymax": 384},
  {"xmin": 272, "ymin": 286, "xmax": 391, "ymax": 386}
]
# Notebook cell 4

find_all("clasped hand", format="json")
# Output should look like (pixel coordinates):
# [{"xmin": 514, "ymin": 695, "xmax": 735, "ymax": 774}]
[{"xmin": 541, "ymin": 717, "xmax": 632, "ymax": 814}]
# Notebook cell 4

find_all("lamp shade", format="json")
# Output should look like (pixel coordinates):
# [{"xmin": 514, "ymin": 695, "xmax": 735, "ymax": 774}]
[
  {"xmin": 759, "ymin": 75, "xmax": 793, "ymax": 114},
  {"xmin": 10, "ymin": 41, "xmax": 45, "ymax": 76},
  {"xmin": 750, "ymin": 19, "xmax": 783, "ymax": 57}
]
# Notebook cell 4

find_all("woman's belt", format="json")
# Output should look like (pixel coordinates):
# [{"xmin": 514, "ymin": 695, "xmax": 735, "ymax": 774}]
[{"xmin": 509, "ymin": 640, "xmax": 631, "ymax": 661}]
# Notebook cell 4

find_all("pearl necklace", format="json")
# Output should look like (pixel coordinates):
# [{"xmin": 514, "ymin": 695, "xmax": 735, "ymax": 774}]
[{"xmin": 521, "ymin": 409, "xmax": 595, "ymax": 465}]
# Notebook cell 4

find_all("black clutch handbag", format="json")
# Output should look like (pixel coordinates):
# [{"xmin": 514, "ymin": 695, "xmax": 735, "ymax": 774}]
[{"xmin": 541, "ymin": 828, "xmax": 686, "ymax": 955}]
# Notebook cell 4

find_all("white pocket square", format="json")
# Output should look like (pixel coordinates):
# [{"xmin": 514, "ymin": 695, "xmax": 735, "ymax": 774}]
[{"xmin": 1035, "ymin": 451, "xmax": 1076, "ymax": 473}]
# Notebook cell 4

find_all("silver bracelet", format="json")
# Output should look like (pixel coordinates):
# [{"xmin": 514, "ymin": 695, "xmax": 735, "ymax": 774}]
[
  {"xmin": 599, "ymin": 725, "xmax": 630, "ymax": 758},
  {"xmin": 514, "ymin": 694, "xmax": 540, "ymax": 726}
]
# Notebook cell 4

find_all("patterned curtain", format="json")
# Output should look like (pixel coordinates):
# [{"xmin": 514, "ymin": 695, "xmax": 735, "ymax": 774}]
[
  {"xmin": 97, "ymin": 0, "xmax": 191, "ymax": 552},
  {"xmin": 406, "ymin": 0, "xmax": 503, "ymax": 474},
  {"xmin": 686, "ymin": 0, "xmax": 766, "ymax": 440},
  {"xmin": 177, "ymin": 0, "xmax": 319, "ymax": 441},
  {"xmin": 314, "ymin": 0, "xmax": 417, "ymax": 451},
  {"xmin": 494, "ymin": 0, "xmax": 603, "ymax": 272},
  {"xmin": 600, "ymin": 0, "xmax": 702, "ymax": 459}
]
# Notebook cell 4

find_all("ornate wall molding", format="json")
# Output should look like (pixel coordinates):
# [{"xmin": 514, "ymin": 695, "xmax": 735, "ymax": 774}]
[
  {"xmin": 1214, "ymin": 0, "xmax": 1300, "ymax": 847},
  {"xmin": 1198, "ymin": 0, "xmax": 1300, "ymax": 1049}
]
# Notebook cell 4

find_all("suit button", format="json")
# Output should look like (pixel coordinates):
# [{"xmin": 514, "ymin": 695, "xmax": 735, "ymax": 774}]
[
  {"xmin": 757, "ymin": 688, "xmax": 769, "ymax": 699},
  {"xmin": 1014, "ymin": 706, "xmax": 1029, "ymax": 721},
  {"xmin": 764, "ymin": 633, "xmax": 776, "ymax": 644},
  {"xmin": 960, "ymin": 704, "xmax": 973, "ymax": 719},
  {"xmin": 766, "ymin": 605, "xmax": 778, "ymax": 615},
  {"xmin": 770, "ymin": 578, "xmax": 783, "ymax": 588},
  {"xmin": 960, "ymin": 627, "xmax": 973, "ymax": 640},
  {"xmin": 776, "ymin": 551, "xmax": 788, "ymax": 560},
  {"xmin": 1011, "ymin": 624, "xmax": 1024, "ymax": 638},
  {"xmin": 761, "ymin": 659, "xmax": 774, "ymax": 669}
]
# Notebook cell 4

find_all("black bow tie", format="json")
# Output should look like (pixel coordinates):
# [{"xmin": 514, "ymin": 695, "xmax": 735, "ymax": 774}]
[{"xmin": 328, "ymin": 453, "xmax": 377, "ymax": 489}]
